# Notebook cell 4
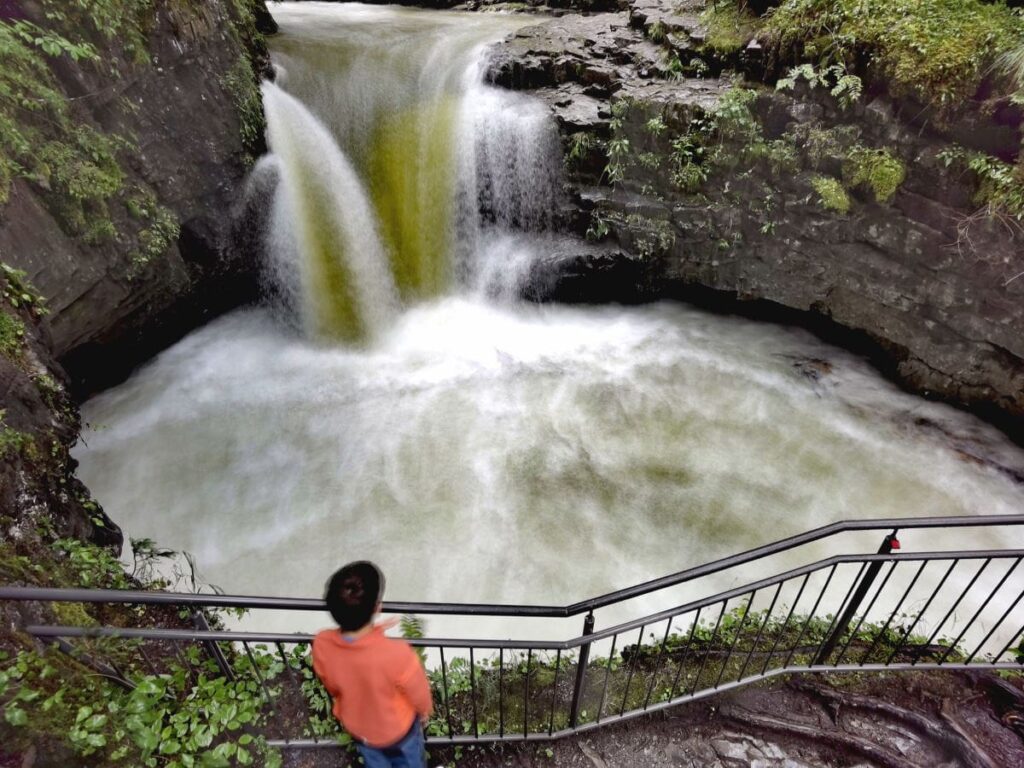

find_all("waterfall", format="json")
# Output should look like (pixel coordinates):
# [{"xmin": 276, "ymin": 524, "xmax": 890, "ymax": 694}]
[
  {"xmin": 262, "ymin": 83, "xmax": 398, "ymax": 341},
  {"xmin": 75, "ymin": 3, "xmax": 1024, "ymax": 638},
  {"xmin": 259, "ymin": 3, "xmax": 556, "ymax": 339}
]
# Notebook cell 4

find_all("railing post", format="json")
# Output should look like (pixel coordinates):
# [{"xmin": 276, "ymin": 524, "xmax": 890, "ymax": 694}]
[
  {"xmin": 569, "ymin": 612, "xmax": 595, "ymax": 728},
  {"xmin": 813, "ymin": 530, "xmax": 899, "ymax": 666},
  {"xmin": 192, "ymin": 611, "xmax": 234, "ymax": 680}
]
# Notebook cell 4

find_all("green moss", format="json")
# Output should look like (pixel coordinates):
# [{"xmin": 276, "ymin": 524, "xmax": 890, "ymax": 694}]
[
  {"xmin": 811, "ymin": 175, "xmax": 852, "ymax": 214},
  {"xmin": 764, "ymin": 0, "xmax": 1024, "ymax": 111},
  {"xmin": 50, "ymin": 602, "xmax": 97, "ymax": 628},
  {"xmin": 220, "ymin": 57, "xmax": 265, "ymax": 160},
  {"xmin": 844, "ymin": 147, "xmax": 905, "ymax": 202},
  {"xmin": 0, "ymin": 311, "xmax": 25, "ymax": 359},
  {"xmin": 701, "ymin": 1, "xmax": 759, "ymax": 56},
  {"xmin": 0, "ymin": 409, "xmax": 34, "ymax": 459},
  {"xmin": 129, "ymin": 204, "xmax": 181, "ymax": 276}
]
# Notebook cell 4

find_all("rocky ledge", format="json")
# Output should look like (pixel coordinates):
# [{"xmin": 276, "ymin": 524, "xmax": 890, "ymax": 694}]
[{"xmin": 487, "ymin": 1, "xmax": 1024, "ymax": 437}]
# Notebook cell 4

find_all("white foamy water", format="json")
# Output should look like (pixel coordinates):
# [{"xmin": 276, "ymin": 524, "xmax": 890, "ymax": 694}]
[
  {"xmin": 75, "ymin": 298, "xmax": 1024, "ymax": 635},
  {"xmin": 72, "ymin": 4, "xmax": 1024, "ymax": 643}
]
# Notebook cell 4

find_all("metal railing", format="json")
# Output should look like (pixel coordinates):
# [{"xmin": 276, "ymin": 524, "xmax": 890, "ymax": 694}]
[{"xmin": 3, "ymin": 514, "xmax": 1024, "ymax": 747}]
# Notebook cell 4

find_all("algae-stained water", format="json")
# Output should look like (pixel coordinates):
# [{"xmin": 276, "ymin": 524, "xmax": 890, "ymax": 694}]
[{"xmin": 73, "ymin": 4, "xmax": 1024, "ymax": 635}]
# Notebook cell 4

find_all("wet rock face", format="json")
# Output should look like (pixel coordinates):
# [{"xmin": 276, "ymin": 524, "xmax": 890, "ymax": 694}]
[
  {"xmin": 488, "ymin": 2, "xmax": 1024, "ymax": 434},
  {"xmin": 0, "ymin": 275, "xmax": 120, "ymax": 551},
  {"xmin": 0, "ymin": 0, "xmax": 271, "ymax": 396}
]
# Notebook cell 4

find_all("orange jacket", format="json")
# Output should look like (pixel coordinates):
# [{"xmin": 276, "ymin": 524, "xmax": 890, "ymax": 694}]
[{"xmin": 311, "ymin": 627, "xmax": 433, "ymax": 747}]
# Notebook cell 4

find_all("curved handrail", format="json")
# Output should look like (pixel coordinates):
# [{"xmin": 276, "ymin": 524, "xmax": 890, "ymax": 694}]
[{"xmin": 2, "ymin": 514, "xmax": 1022, "ymax": 617}]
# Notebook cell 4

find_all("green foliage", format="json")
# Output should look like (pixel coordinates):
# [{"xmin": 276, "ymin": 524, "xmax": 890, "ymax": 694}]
[
  {"xmin": 565, "ymin": 131, "xmax": 600, "ymax": 170},
  {"xmin": 939, "ymin": 146, "xmax": 1024, "ymax": 220},
  {"xmin": 1, "ymin": 262, "xmax": 48, "ymax": 316},
  {"xmin": 0, "ymin": 10, "xmax": 128, "ymax": 237},
  {"xmin": 670, "ymin": 134, "xmax": 709, "ymax": 192},
  {"xmin": 220, "ymin": 57, "xmax": 265, "ymax": 159},
  {"xmin": 51, "ymin": 537, "xmax": 132, "ymax": 589},
  {"xmin": 811, "ymin": 175, "xmax": 852, "ymax": 214},
  {"xmin": 843, "ymin": 146, "xmax": 905, "ymax": 202},
  {"xmin": 624, "ymin": 214, "xmax": 676, "ymax": 258},
  {"xmin": 0, "ymin": 410, "xmax": 34, "ymax": 459},
  {"xmin": 997, "ymin": 42, "xmax": 1024, "ymax": 103},
  {"xmin": 586, "ymin": 211, "xmax": 611, "ymax": 241},
  {"xmin": 701, "ymin": 0, "xmax": 759, "ymax": 56},
  {"xmin": 764, "ymin": 0, "xmax": 1024, "ymax": 111},
  {"xmin": 401, "ymin": 615, "xmax": 427, "ymax": 664},
  {"xmin": 0, "ymin": 311, "xmax": 26, "ymax": 359},
  {"xmin": 2, "ymin": 645, "xmax": 284, "ymax": 767},
  {"xmin": 776, "ymin": 62, "xmax": 863, "ymax": 108},
  {"xmin": 647, "ymin": 20, "xmax": 668, "ymax": 44},
  {"xmin": 130, "ymin": 203, "xmax": 181, "ymax": 276}
]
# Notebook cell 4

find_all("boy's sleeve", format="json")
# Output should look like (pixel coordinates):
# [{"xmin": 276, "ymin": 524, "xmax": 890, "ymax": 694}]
[{"xmin": 395, "ymin": 646, "xmax": 433, "ymax": 718}]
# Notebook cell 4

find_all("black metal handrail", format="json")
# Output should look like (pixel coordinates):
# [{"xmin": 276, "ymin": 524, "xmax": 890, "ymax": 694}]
[
  {"xmin": 4, "ymin": 514, "xmax": 1024, "ymax": 747},
  {"xmin": 3, "ymin": 514, "xmax": 1022, "ymax": 617}
]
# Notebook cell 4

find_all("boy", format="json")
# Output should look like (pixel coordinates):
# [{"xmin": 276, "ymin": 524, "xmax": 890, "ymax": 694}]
[{"xmin": 312, "ymin": 561, "xmax": 433, "ymax": 768}]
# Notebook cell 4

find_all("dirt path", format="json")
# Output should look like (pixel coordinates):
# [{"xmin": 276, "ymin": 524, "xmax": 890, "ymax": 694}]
[{"xmin": 283, "ymin": 671, "xmax": 1024, "ymax": 768}]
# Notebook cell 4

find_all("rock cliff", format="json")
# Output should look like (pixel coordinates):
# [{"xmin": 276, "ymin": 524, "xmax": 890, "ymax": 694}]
[
  {"xmin": 0, "ymin": 0, "xmax": 271, "ymax": 549},
  {"xmin": 487, "ymin": 0, "xmax": 1024, "ymax": 436}
]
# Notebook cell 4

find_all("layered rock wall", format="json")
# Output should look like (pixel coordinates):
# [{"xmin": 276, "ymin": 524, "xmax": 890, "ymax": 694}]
[
  {"xmin": 488, "ymin": 2, "xmax": 1024, "ymax": 434},
  {"xmin": 0, "ymin": 0, "xmax": 271, "ymax": 395}
]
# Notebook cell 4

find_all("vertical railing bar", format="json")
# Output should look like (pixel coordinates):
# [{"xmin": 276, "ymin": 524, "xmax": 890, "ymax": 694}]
[
  {"xmin": 498, "ymin": 648, "xmax": 505, "ymax": 738},
  {"xmin": 524, "ymin": 649, "xmax": 532, "ymax": 738},
  {"xmin": 548, "ymin": 649, "xmax": 562, "ymax": 736},
  {"xmin": 641, "ymin": 619, "xmax": 675, "ymax": 710},
  {"xmin": 439, "ymin": 646, "xmax": 455, "ymax": 740},
  {"xmin": 242, "ymin": 641, "xmax": 272, "ymax": 704},
  {"xmin": 885, "ymin": 559, "xmax": 957, "ymax": 666},
  {"xmin": 469, "ymin": 647, "xmax": 479, "ymax": 739},
  {"xmin": 993, "ymin": 618, "xmax": 1024, "ymax": 665},
  {"xmin": 763, "ymin": 574, "xmax": 809, "ymax": 676},
  {"xmin": 833, "ymin": 561, "xmax": 898, "ymax": 666},
  {"xmin": 173, "ymin": 641, "xmax": 197, "ymax": 686},
  {"xmin": 965, "ymin": 584, "xmax": 1024, "ymax": 664},
  {"xmin": 917, "ymin": 558, "xmax": 990, "ymax": 665},
  {"xmin": 785, "ymin": 564, "xmax": 838, "ymax": 669},
  {"xmin": 138, "ymin": 645, "xmax": 159, "ymax": 676},
  {"xmin": 617, "ymin": 625, "xmax": 646, "ymax": 716},
  {"xmin": 689, "ymin": 602, "xmax": 727, "ymax": 697},
  {"xmin": 714, "ymin": 591, "xmax": 756, "ymax": 689},
  {"xmin": 739, "ymin": 582, "xmax": 782, "ymax": 681},
  {"xmin": 274, "ymin": 642, "xmax": 295, "ymax": 684},
  {"xmin": 596, "ymin": 633, "xmax": 618, "ymax": 723},
  {"xmin": 940, "ymin": 557, "xmax": 1022, "ymax": 664},
  {"xmin": 858, "ymin": 559, "xmax": 927, "ymax": 665},
  {"xmin": 811, "ymin": 562, "xmax": 869, "ymax": 667},
  {"xmin": 668, "ymin": 608, "xmax": 701, "ymax": 701},
  {"xmin": 568, "ymin": 612, "xmax": 595, "ymax": 728}
]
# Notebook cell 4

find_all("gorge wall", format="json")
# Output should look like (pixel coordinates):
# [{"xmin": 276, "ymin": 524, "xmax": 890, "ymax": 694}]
[
  {"xmin": 485, "ymin": 0, "xmax": 1024, "ymax": 438},
  {"xmin": 0, "ymin": 0, "xmax": 272, "ymax": 549}
]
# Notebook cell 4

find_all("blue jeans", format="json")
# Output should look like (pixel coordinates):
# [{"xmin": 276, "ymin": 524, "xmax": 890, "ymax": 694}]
[{"xmin": 356, "ymin": 721, "xmax": 426, "ymax": 768}]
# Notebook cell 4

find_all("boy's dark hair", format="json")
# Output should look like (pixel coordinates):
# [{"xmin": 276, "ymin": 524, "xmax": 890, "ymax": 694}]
[{"xmin": 325, "ymin": 561, "xmax": 385, "ymax": 631}]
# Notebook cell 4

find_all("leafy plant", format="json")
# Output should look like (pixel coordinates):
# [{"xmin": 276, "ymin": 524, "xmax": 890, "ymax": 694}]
[
  {"xmin": 844, "ymin": 147, "xmax": 905, "ymax": 202},
  {"xmin": 776, "ymin": 62, "xmax": 863, "ymax": 108},
  {"xmin": 811, "ymin": 175, "xmax": 852, "ymax": 214}
]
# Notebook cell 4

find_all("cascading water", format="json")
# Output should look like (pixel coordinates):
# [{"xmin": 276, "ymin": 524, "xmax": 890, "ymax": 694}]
[
  {"xmin": 262, "ymin": 2, "xmax": 562, "ymax": 325},
  {"xmin": 74, "ymin": 3, "xmax": 1024, "ymax": 637}
]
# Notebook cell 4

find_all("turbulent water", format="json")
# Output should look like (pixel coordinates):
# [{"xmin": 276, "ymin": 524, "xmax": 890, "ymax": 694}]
[{"xmin": 74, "ymin": 3, "xmax": 1024, "ymax": 636}]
